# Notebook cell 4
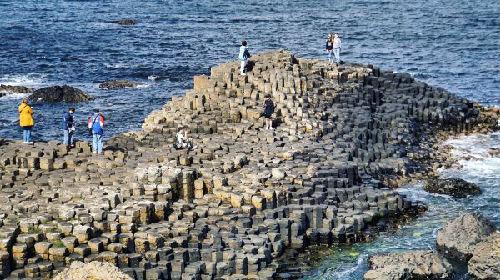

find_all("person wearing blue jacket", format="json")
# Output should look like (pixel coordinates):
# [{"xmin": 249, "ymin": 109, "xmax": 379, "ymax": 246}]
[
  {"xmin": 62, "ymin": 108, "xmax": 75, "ymax": 147},
  {"xmin": 87, "ymin": 109, "xmax": 105, "ymax": 155},
  {"xmin": 238, "ymin": 40, "xmax": 251, "ymax": 75}
]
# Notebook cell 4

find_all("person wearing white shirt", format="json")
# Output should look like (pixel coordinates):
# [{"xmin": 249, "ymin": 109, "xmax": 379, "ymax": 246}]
[{"xmin": 332, "ymin": 33, "xmax": 342, "ymax": 64}]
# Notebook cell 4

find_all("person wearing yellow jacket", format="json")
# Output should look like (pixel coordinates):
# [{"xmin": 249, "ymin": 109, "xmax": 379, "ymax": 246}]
[{"xmin": 18, "ymin": 98, "xmax": 34, "ymax": 143}]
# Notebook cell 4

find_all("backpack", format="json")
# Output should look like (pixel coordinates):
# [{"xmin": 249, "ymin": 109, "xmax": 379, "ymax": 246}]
[{"xmin": 91, "ymin": 114, "xmax": 103, "ymax": 134}]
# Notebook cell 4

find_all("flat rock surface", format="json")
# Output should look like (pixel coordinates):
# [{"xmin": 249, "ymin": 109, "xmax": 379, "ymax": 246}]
[
  {"xmin": 436, "ymin": 213, "xmax": 495, "ymax": 261},
  {"xmin": 364, "ymin": 250, "xmax": 452, "ymax": 280}
]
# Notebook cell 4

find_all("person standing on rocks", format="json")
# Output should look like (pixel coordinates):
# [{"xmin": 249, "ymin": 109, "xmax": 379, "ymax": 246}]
[
  {"xmin": 175, "ymin": 128, "xmax": 194, "ymax": 149},
  {"xmin": 18, "ymin": 98, "xmax": 34, "ymax": 144},
  {"xmin": 325, "ymin": 33, "xmax": 335, "ymax": 64},
  {"xmin": 238, "ymin": 40, "xmax": 251, "ymax": 75},
  {"xmin": 88, "ymin": 109, "xmax": 104, "ymax": 154},
  {"xmin": 332, "ymin": 33, "xmax": 342, "ymax": 65},
  {"xmin": 263, "ymin": 94, "xmax": 274, "ymax": 130},
  {"xmin": 62, "ymin": 107, "xmax": 76, "ymax": 148}
]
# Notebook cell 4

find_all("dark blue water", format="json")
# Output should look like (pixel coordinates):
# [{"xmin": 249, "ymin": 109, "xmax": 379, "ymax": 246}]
[{"xmin": 1, "ymin": 0, "xmax": 499, "ymax": 141}]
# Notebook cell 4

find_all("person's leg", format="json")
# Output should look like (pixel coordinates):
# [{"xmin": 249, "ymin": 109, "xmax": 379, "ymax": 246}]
[
  {"xmin": 92, "ymin": 133, "xmax": 97, "ymax": 153},
  {"xmin": 97, "ymin": 134, "xmax": 103, "ymax": 154},
  {"xmin": 26, "ymin": 127, "xmax": 32, "ymax": 143},
  {"xmin": 69, "ymin": 131, "xmax": 74, "ymax": 146},
  {"xmin": 240, "ymin": 60, "xmax": 246, "ymax": 75},
  {"xmin": 63, "ymin": 130, "xmax": 69, "ymax": 145},
  {"xmin": 328, "ymin": 50, "xmax": 333, "ymax": 63},
  {"xmin": 334, "ymin": 48, "xmax": 340, "ymax": 63}
]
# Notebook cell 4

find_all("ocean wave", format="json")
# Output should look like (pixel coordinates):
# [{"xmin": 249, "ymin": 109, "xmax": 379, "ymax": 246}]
[
  {"xmin": 0, "ymin": 73, "xmax": 47, "ymax": 87},
  {"xmin": 440, "ymin": 132, "xmax": 500, "ymax": 179},
  {"xmin": 0, "ymin": 92, "xmax": 29, "ymax": 100}
]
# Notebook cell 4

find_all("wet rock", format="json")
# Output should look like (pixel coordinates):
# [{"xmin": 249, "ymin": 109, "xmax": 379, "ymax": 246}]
[
  {"xmin": 423, "ymin": 178, "xmax": 481, "ymax": 198},
  {"xmin": 112, "ymin": 18, "xmax": 137, "ymax": 26},
  {"xmin": 364, "ymin": 250, "xmax": 452, "ymax": 280},
  {"xmin": 99, "ymin": 80, "xmax": 140, "ymax": 90},
  {"xmin": 52, "ymin": 261, "xmax": 132, "ymax": 280},
  {"xmin": 0, "ymin": 84, "xmax": 33, "ymax": 97},
  {"xmin": 28, "ymin": 85, "xmax": 92, "ymax": 103},
  {"xmin": 436, "ymin": 213, "xmax": 495, "ymax": 261},
  {"xmin": 468, "ymin": 232, "xmax": 500, "ymax": 280}
]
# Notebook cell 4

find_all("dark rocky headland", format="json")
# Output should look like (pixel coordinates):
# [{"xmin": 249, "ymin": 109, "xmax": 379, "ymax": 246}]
[{"xmin": 0, "ymin": 51, "xmax": 498, "ymax": 279}]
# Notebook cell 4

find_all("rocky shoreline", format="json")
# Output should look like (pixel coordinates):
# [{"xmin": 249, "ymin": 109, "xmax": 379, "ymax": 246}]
[{"xmin": 0, "ymin": 50, "xmax": 498, "ymax": 279}]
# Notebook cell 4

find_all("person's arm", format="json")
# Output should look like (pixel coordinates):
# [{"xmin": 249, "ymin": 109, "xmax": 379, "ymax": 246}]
[{"xmin": 88, "ymin": 117, "xmax": 92, "ymax": 129}]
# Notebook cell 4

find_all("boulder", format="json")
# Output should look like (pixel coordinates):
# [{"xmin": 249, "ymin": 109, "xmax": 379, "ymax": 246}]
[
  {"xmin": 364, "ymin": 250, "xmax": 452, "ymax": 280},
  {"xmin": 436, "ymin": 213, "xmax": 495, "ymax": 261},
  {"xmin": 272, "ymin": 168, "xmax": 286, "ymax": 179},
  {"xmin": 468, "ymin": 232, "xmax": 500, "ymax": 280},
  {"xmin": 99, "ymin": 80, "xmax": 140, "ymax": 90},
  {"xmin": 423, "ymin": 178, "xmax": 481, "ymax": 198},
  {"xmin": 112, "ymin": 18, "xmax": 137, "ymax": 26},
  {"xmin": 28, "ymin": 85, "xmax": 92, "ymax": 103},
  {"xmin": 52, "ymin": 261, "xmax": 132, "ymax": 280},
  {"xmin": 0, "ymin": 84, "xmax": 33, "ymax": 97}
]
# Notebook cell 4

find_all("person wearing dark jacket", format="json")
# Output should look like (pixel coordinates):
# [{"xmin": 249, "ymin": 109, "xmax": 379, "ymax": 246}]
[
  {"xmin": 62, "ymin": 108, "xmax": 75, "ymax": 147},
  {"xmin": 325, "ymin": 33, "xmax": 334, "ymax": 64},
  {"xmin": 263, "ymin": 95, "xmax": 274, "ymax": 130}
]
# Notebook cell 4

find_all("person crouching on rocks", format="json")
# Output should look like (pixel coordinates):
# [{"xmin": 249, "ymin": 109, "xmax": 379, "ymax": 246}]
[
  {"xmin": 238, "ymin": 40, "xmax": 251, "ymax": 76},
  {"xmin": 325, "ymin": 33, "xmax": 334, "ymax": 64},
  {"xmin": 332, "ymin": 33, "xmax": 342, "ymax": 65},
  {"xmin": 62, "ymin": 107, "xmax": 76, "ymax": 148},
  {"xmin": 263, "ymin": 94, "xmax": 274, "ymax": 130},
  {"xmin": 175, "ymin": 128, "xmax": 194, "ymax": 150},
  {"xmin": 88, "ymin": 109, "xmax": 104, "ymax": 155},
  {"xmin": 18, "ymin": 98, "xmax": 34, "ymax": 144}
]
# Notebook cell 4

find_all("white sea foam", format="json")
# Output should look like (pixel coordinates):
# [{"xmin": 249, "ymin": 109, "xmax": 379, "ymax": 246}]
[
  {"xmin": 0, "ymin": 92, "xmax": 29, "ymax": 100},
  {"xmin": 136, "ymin": 83, "xmax": 151, "ymax": 89},
  {"xmin": 440, "ymin": 132, "xmax": 500, "ymax": 179},
  {"xmin": 104, "ymin": 63, "xmax": 131, "ymax": 69},
  {"xmin": 0, "ymin": 73, "xmax": 47, "ymax": 88}
]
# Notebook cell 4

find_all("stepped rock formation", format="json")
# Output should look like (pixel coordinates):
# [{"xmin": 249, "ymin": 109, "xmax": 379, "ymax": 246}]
[{"xmin": 0, "ymin": 51, "xmax": 498, "ymax": 279}]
